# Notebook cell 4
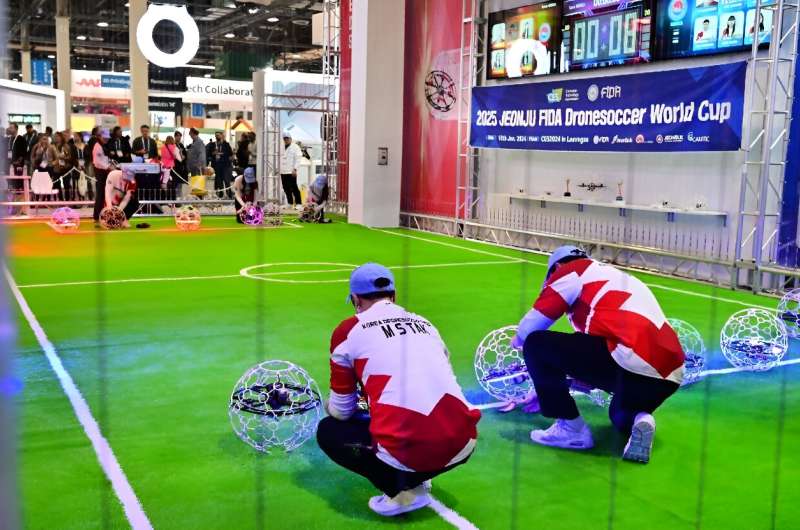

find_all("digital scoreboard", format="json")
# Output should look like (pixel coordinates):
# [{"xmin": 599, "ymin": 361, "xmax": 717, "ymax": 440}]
[{"xmin": 561, "ymin": 0, "xmax": 653, "ymax": 72}]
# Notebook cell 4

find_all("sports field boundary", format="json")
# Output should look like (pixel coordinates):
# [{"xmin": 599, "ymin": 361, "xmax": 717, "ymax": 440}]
[
  {"xmin": 4, "ymin": 266, "xmax": 154, "ymax": 530},
  {"xmin": 371, "ymin": 228, "xmax": 777, "ymax": 311}
]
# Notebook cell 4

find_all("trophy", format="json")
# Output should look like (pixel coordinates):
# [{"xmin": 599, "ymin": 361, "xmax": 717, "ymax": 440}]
[
  {"xmin": 564, "ymin": 178, "xmax": 572, "ymax": 197},
  {"xmin": 616, "ymin": 181, "xmax": 624, "ymax": 203}
]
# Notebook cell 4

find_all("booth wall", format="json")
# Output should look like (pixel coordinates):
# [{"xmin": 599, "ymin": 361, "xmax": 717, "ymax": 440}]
[
  {"xmin": 0, "ymin": 86, "xmax": 60, "ymax": 130},
  {"xmin": 478, "ymin": 53, "xmax": 763, "ymax": 262},
  {"xmin": 400, "ymin": 0, "xmax": 466, "ymax": 217}
]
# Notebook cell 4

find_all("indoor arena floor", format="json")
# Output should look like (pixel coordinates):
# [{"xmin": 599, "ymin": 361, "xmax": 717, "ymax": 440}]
[{"xmin": 7, "ymin": 216, "xmax": 799, "ymax": 529}]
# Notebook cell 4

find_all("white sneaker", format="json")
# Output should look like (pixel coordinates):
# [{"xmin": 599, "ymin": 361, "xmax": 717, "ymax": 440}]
[
  {"xmin": 623, "ymin": 413, "xmax": 656, "ymax": 464},
  {"xmin": 422, "ymin": 480, "xmax": 432, "ymax": 493},
  {"xmin": 530, "ymin": 419, "xmax": 594, "ymax": 450},
  {"xmin": 368, "ymin": 485, "xmax": 431, "ymax": 517}
]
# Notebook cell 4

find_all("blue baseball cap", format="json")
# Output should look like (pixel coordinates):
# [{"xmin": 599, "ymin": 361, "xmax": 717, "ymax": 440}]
[
  {"xmin": 244, "ymin": 167, "xmax": 256, "ymax": 184},
  {"xmin": 347, "ymin": 263, "xmax": 395, "ymax": 302},
  {"xmin": 543, "ymin": 245, "xmax": 587, "ymax": 288}
]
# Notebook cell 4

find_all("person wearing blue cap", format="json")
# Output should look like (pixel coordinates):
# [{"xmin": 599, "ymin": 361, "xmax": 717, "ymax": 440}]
[
  {"xmin": 511, "ymin": 246, "xmax": 684, "ymax": 463},
  {"xmin": 299, "ymin": 174, "xmax": 331, "ymax": 223},
  {"xmin": 232, "ymin": 167, "xmax": 258, "ymax": 224},
  {"xmin": 317, "ymin": 263, "xmax": 481, "ymax": 517}
]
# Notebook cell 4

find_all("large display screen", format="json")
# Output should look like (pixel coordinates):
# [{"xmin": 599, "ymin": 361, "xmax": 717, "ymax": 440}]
[
  {"xmin": 488, "ymin": 2, "xmax": 561, "ymax": 79},
  {"xmin": 655, "ymin": 0, "xmax": 774, "ymax": 58},
  {"xmin": 561, "ymin": 0, "xmax": 653, "ymax": 72}
]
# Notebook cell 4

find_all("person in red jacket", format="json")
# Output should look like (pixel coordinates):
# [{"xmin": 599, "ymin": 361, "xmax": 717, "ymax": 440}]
[
  {"xmin": 317, "ymin": 263, "xmax": 481, "ymax": 517},
  {"xmin": 512, "ymin": 246, "xmax": 685, "ymax": 463}
]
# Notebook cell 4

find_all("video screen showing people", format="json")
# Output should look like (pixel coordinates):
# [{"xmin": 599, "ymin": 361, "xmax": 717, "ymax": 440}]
[
  {"xmin": 560, "ymin": 0, "xmax": 652, "ymax": 72},
  {"xmin": 487, "ymin": 2, "xmax": 561, "ymax": 80},
  {"xmin": 656, "ymin": 0, "xmax": 774, "ymax": 59}
]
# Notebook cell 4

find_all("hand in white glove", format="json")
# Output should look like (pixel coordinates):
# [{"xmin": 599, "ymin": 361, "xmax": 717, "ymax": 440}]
[{"xmin": 511, "ymin": 334, "xmax": 524, "ymax": 350}]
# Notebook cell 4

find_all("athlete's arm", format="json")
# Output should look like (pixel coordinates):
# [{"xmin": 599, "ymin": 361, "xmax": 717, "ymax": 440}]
[
  {"xmin": 513, "ymin": 265, "xmax": 582, "ymax": 348},
  {"xmin": 328, "ymin": 318, "xmax": 359, "ymax": 420}
]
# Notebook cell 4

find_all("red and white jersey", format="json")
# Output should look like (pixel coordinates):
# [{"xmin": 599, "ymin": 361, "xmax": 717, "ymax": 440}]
[
  {"xmin": 329, "ymin": 300, "xmax": 481, "ymax": 473},
  {"xmin": 536, "ymin": 259, "xmax": 685, "ymax": 383}
]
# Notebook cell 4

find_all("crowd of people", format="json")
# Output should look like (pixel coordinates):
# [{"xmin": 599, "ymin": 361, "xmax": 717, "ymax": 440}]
[{"xmin": 4, "ymin": 122, "xmax": 331, "ymax": 225}]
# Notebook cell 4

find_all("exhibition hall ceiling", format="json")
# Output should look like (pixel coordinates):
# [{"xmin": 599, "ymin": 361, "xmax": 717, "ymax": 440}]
[{"xmin": 7, "ymin": 0, "xmax": 324, "ymax": 77}]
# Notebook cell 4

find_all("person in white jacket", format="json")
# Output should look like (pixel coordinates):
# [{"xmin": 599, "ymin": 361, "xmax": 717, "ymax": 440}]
[{"xmin": 280, "ymin": 130, "xmax": 303, "ymax": 208}]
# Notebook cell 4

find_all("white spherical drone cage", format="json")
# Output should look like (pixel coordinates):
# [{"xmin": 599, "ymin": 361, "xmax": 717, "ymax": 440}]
[
  {"xmin": 667, "ymin": 318, "xmax": 707, "ymax": 385},
  {"xmin": 474, "ymin": 325, "xmax": 533, "ymax": 403},
  {"xmin": 777, "ymin": 287, "xmax": 800, "ymax": 339},
  {"xmin": 720, "ymin": 308, "xmax": 788, "ymax": 371},
  {"xmin": 229, "ymin": 360, "xmax": 323, "ymax": 452},
  {"xmin": 175, "ymin": 206, "xmax": 202, "ymax": 231},
  {"xmin": 99, "ymin": 207, "xmax": 127, "ymax": 230}
]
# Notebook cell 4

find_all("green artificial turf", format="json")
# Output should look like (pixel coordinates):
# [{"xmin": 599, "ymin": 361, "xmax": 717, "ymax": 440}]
[{"xmin": 7, "ymin": 216, "xmax": 799, "ymax": 529}]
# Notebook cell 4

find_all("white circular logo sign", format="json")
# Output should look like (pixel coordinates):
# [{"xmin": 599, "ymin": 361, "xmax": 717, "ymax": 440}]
[
  {"xmin": 587, "ymin": 84, "xmax": 599, "ymax": 102},
  {"xmin": 136, "ymin": 4, "xmax": 200, "ymax": 68}
]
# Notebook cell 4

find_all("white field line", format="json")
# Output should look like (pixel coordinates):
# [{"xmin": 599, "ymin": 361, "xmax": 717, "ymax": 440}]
[
  {"xmin": 55, "ymin": 223, "xmax": 302, "ymax": 235},
  {"xmin": 4, "ymin": 266, "xmax": 153, "ymax": 530},
  {"xmin": 249, "ymin": 260, "xmax": 522, "ymax": 278},
  {"xmin": 374, "ymin": 229, "xmax": 778, "ymax": 310},
  {"xmin": 472, "ymin": 357, "xmax": 800, "ymax": 410},
  {"xmin": 19, "ymin": 260, "xmax": 524, "ymax": 289},
  {"xmin": 18, "ymin": 273, "xmax": 242, "ymax": 289},
  {"xmin": 428, "ymin": 496, "xmax": 480, "ymax": 530}
]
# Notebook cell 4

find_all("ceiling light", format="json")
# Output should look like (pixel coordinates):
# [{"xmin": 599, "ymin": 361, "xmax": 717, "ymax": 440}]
[
  {"xmin": 47, "ymin": 54, "xmax": 55, "ymax": 59},
  {"xmin": 76, "ymin": 35, "xmax": 87, "ymax": 40},
  {"xmin": 204, "ymin": 74, "xmax": 212, "ymax": 78},
  {"xmin": 267, "ymin": 17, "xmax": 279, "ymax": 22},
  {"xmin": 224, "ymin": 33, "xmax": 235, "ymax": 38},
  {"xmin": 97, "ymin": 22, "xmax": 109, "ymax": 28},
  {"xmin": 248, "ymin": 8, "xmax": 259, "ymax": 14}
]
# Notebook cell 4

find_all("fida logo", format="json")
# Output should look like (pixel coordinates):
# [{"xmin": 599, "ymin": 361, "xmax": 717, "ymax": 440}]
[{"xmin": 547, "ymin": 88, "xmax": 563, "ymax": 103}]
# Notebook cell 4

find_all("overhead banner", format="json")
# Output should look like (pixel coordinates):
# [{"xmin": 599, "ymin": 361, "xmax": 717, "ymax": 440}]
[{"xmin": 470, "ymin": 61, "xmax": 746, "ymax": 152}]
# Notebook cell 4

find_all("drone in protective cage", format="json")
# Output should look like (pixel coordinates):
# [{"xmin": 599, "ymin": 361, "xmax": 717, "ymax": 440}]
[
  {"xmin": 424, "ymin": 70, "xmax": 456, "ymax": 112},
  {"xmin": 578, "ymin": 182, "xmax": 606, "ymax": 192}
]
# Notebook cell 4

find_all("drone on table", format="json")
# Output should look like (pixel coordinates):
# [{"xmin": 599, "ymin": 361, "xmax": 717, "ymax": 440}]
[{"xmin": 578, "ymin": 182, "xmax": 606, "ymax": 192}]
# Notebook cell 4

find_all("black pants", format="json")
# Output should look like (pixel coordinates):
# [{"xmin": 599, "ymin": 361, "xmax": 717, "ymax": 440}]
[
  {"xmin": 523, "ymin": 330, "xmax": 679, "ymax": 434},
  {"xmin": 121, "ymin": 197, "xmax": 140, "ymax": 220},
  {"xmin": 92, "ymin": 169, "xmax": 108, "ymax": 221},
  {"xmin": 281, "ymin": 174, "xmax": 302, "ymax": 205},
  {"xmin": 214, "ymin": 164, "xmax": 232, "ymax": 198},
  {"xmin": 316, "ymin": 415, "xmax": 470, "ymax": 498}
]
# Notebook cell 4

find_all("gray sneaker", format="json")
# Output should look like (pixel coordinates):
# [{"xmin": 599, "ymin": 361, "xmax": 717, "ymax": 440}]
[{"xmin": 623, "ymin": 413, "xmax": 656, "ymax": 464}]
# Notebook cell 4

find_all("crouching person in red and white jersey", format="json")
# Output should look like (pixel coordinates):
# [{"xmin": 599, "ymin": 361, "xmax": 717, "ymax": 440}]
[
  {"xmin": 317, "ymin": 263, "xmax": 481, "ymax": 517},
  {"xmin": 104, "ymin": 169, "xmax": 139, "ymax": 228},
  {"xmin": 512, "ymin": 246, "xmax": 685, "ymax": 463}
]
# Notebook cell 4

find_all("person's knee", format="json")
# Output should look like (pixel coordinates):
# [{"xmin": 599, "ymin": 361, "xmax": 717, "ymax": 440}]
[
  {"xmin": 315, "ymin": 416, "xmax": 339, "ymax": 454},
  {"xmin": 523, "ymin": 330, "xmax": 552, "ymax": 365}
]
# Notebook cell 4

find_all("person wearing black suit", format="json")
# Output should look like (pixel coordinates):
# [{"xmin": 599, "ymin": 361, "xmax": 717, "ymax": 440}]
[
  {"xmin": 7, "ymin": 123, "xmax": 28, "ymax": 178},
  {"xmin": 108, "ymin": 126, "xmax": 132, "ymax": 165},
  {"xmin": 131, "ymin": 124, "xmax": 159, "ymax": 160}
]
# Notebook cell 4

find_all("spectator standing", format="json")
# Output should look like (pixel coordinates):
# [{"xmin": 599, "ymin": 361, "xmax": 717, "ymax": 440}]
[
  {"xmin": 92, "ymin": 131, "xmax": 112, "ymax": 223},
  {"xmin": 52, "ymin": 132, "xmax": 76, "ymax": 199},
  {"xmin": 173, "ymin": 131, "xmax": 188, "ymax": 198},
  {"xmin": 109, "ymin": 126, "xmax": 132, "ymax": 164},
  {"xmin": 210, "ymin": 131, "xmax": 233, "ymax": 199},
  {"xmin": 247, "ymin": 132, "xmax": 257, "ymax": 171},
  {"xmin": 160, "ymin": 136, "xmax": 179, "ymax": 198},
  {"xmin": 30, "ymin": 134, "xmax": 57, "ymax": 179},
  {"xmin": 7, "ymin": 123, "xmax": 27, "ymax": 177},
  {"xmin": 132, "ymin": 124, "xmax": 159, "ymax": 161},
  {"xmin": 235, "ymin": 134, "xmax": 250, "ymax": 173},
  {"xmin": 23, "ymin": 124, "xmax": 37, "ymax": 174},
  {"xmin": 187, "ymin": 128, "xmax": 206, "ymax": 177},
  {"xmin": 280, "ymin": 130, "xmax": 303, "ymax": 208}
]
